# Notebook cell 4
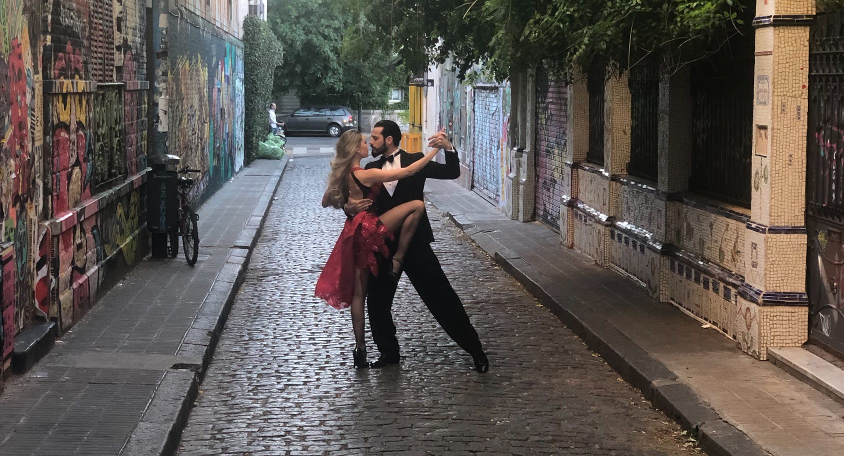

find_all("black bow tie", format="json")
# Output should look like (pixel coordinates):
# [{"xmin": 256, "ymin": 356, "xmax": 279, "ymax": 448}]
[{"xmin": 385, "ymin": 153, "xmax": 398, "ymax": 163}]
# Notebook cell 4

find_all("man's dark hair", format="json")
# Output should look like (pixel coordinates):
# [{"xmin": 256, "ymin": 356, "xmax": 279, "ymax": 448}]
[{"xmin": 374, "ymin": 120, "xmax": 402, "ymax": 147}]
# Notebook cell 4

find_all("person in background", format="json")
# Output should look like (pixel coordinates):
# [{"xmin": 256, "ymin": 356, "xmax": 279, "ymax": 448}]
[{"xmin": 268, "ymin": 103, "xmax": 278, "ymax": 135}]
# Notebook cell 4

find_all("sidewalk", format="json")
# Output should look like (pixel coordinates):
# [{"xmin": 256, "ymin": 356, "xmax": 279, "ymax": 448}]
[
  {"xmin": 425, "ymin": 180, "xmax": 844, "ymax": 456},
  {"xmin": 0, "ymin": 159, "xmax": 286, "ymax": 456}
]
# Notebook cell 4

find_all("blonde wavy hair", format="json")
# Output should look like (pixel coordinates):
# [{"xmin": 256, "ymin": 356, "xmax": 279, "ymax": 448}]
[{"xmin": 323, "ymin": 130, "xmax": 363, "ymax": 209}]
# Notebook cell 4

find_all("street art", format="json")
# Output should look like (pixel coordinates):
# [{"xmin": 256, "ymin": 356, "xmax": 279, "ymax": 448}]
[
  {"xmin": 35, "ymin": 226, "xmax": 51, "ymax": 318},
  {"xmin": 93, "ymin": 87, "xmax": 125, "ymax": 188},
  {"xmin": 0, "ymin": 3, "xmax": 39, "ymax": 356},
  {"xmin": 165, "ymin": 13, "xmax": 245, "ymax": 199},
  {"xmin": 2, "ymin": 246, "xmax": 14, "ymax": 367},
  {"xmin": 0, "ymin": 0, "xmax": 154, "ymax": 342},
  {"xmin": 534, "ymin": 74, "xmax": 568, "ymax": 229},
  {"xmin": 472, "ymin": 88, "xmax": 503, "ymax": 204},
  {"xmin": 48, "ymin": 93, "xmax": 93, "ymax": 214},
  {"xmin": 172, "ymin": 54, "xmax": 211, "ymax": 174},
  {"xmin": 124, "ymin": 88, "xmax": 146, "ymax": 176},
  {"xmin": 0, "ymin": 0, "xmax": 244, "ymax": 360},
  {"xmin": 53, "ymin": 189, "xmax": 142, "ymax": 330}
]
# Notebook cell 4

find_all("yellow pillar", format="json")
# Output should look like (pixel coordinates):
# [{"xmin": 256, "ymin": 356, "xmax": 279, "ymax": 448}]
[
  {"xmin": 403, "ymin": 85, "xmax": 423, "ymax": 153},
  {"xmin": 735, "ymin": 0, "xmax": 815, "ymax": 359}
]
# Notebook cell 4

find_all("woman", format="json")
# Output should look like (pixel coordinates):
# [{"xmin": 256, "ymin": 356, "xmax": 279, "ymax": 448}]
[{"xmin": 315, "ymin": 130, "xmax": 441, "ymax": 368}]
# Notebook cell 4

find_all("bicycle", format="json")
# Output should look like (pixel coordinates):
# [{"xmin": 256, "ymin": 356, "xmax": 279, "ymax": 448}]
[{"xmin": 171, "ymin": 166, "xmax": 201, "ymax": 265}]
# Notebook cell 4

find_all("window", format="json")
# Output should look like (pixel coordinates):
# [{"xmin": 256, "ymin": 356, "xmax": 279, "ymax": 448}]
[
  {"xmin": 688, "ymin": 36, "xmax": 754, "ymax": 208},
  {"xmin": 317, "ymin": 108, "xmax": 331, "ymax": 116},
  {"xmin": 332, "ymin": 108, "xmax": 346, "ymax": 116},
  {"xmin": 587, "ymin": 73, "xmax": 605, "ymax": 167},
  {"xmin": 389, "ymin": 88, "xmax": 403, "ymax": 103},
  {"xmin": 293, "ymin": 109, "xmax": 313, "ymax": 116},
  {"xmin": 627, "ymin": 61, "xmax": 659, "ymax": 181}
]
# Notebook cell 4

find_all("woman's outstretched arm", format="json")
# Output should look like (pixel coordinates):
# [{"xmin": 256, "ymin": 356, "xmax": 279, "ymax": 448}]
[{"xmin": 354, "ymin": 148, "xmax": 440, "ymax": 186}]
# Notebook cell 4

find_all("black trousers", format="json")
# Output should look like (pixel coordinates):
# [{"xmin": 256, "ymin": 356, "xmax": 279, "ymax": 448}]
[{"xmin": 367, "ymin": 240, "xmax": 483, "ymax": 358}]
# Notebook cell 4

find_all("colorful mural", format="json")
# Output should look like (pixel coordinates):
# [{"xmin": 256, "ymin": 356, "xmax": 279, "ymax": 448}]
[
  {"xmin": 534, "ymin": 71, "xmax": 568, "ymax": 230},
  {"xmin": 160, "ymin": 8, "xmax": 245, "ymax": 200},
  {"xmin": 472, "ymin": 86, "xmax": 510, "ymax": 207},
  {"xmin": 1, "ymin": 0, "xmax": 43, "ymax": 357},
  {"xmin": 0, "ymin": 0, "xmax": 155, "ymax": 367},
  {"xmin": 0, "ymin": 0, "xmax": 242, "ymax": 379}
]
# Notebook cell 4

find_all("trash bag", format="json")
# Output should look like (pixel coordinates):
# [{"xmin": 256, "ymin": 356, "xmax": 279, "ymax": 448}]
[
  {"xmin": 266, "ymin": 133, "xmax": 285, "ymax": 147},
  {"xmin": 256, "ymin": 137, "xmax": 285, "ymax": 159}
]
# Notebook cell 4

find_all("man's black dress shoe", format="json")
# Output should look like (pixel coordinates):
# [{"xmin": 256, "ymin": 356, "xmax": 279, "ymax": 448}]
[
  {"xmin": 472, "ymin": 351, "xmax": 489, "ymax": 373},
  {"xmin": 369, "ymin": 355, "xmax": 400, "ymax": 368}
]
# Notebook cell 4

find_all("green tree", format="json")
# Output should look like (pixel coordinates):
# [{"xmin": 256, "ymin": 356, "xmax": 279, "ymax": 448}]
[
  {"xmin": 268, "ymin": 0, "xmax": 407, "ymax": 108},
  {"xmin": 356, "ymin": 0, "xmax": 748, "ymax": 81}
]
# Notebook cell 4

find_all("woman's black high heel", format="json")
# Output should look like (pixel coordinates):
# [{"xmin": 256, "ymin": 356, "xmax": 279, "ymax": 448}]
[
  {"xmin": 389, "ymin": 257, "xmax": 403, "ymax": 280},
  {"xmin": 353, "ymin": 347, "xmax": 368, "ymax": 369}
]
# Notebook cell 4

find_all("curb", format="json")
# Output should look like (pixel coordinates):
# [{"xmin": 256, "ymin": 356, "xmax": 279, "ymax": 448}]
[
  {"xmin": 443, "ymin": 210, "xmax": 770, "ymax": 456},
  {"xmin": 120, "ymin": 158, "xmax": 289, "ymax": 456}
]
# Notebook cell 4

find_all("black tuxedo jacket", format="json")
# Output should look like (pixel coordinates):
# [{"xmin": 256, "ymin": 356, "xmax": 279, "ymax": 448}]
[{"xmin": 365, "ymin": 149, "xmax": 460, "ymax": 244}]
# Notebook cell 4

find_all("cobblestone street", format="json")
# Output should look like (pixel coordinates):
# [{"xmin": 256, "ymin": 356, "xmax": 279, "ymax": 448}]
[{"xmin": 177, "ymin": 156, "xmax": 701, "ymax": 455}]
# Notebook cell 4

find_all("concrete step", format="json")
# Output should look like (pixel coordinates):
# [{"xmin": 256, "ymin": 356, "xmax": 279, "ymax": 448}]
[
  {"xmin": 769, "ymin": 346, "xmax": 844, "ymax": 406},
  {"xmin": 11, "ymin": 321, "xmax": 56, "ymax": 374}
]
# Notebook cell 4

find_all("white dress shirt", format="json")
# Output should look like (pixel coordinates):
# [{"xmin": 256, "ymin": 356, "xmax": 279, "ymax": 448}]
[{"xmin": 382, "ymin": 151, "xmax": 401, "ymax": 196}]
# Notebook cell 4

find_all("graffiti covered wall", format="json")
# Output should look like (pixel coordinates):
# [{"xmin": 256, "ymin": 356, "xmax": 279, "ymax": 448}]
[
  {"xmin": 534, "ymin": 71, "xmax": 568, "ymax": 230},
  {"xmin": 438, "ymin": 65, "xmax": 472, "ymax": 189},
  {"xmin": 0, "ymin": 0, "xmax": 44, "ymax": 360},
  {"xmin": 153, "ymin": 4, "xmax": 245, "ymax": 201},
  {"xmin": 471, "ymin": 85, "xmax": 510, "ymax": 209},
  {"xmin": 0, "ymin": 0, "xmax": 150, "ymax": 376}
]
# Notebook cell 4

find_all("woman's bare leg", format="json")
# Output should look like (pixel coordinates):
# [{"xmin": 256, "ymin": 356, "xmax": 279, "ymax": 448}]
[
  {"xmin": 378, "ymin": 200, "xmax": 426, "ymax": 275},
  {"xmin": 352, "ymin": 268, "xmax": 368, "ymax": 349}
]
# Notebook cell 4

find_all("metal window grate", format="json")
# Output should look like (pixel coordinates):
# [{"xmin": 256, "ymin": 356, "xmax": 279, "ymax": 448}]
[
  {"xmin": 689, "ymin": 46, "xmax": 754, "ymax": 208},
  {"xmin": 808, "ymin": 12, "xmax": 844, "ymax": 221},
  {"xmin": 587, "ymin": 75, "xmax": 605, "ymax": 166},
  {"xmin": 534, "ymin": 69, "xmax": 568, "ymax": 229},
  {"xmin": 628, "ymin": 64, "xmax": 659, "ymax": 181}
]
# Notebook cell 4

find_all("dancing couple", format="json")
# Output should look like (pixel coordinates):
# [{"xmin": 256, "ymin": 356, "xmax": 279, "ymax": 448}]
[{"xmin": 315, "ymin": 120, "xmax": 489, "ymax": 373}]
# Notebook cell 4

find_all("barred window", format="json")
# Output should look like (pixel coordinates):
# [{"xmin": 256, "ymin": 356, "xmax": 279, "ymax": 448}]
[
  {"xmin": 628, "ymin": 62, "xmax": 659, "ymax": 181},
  {"xmin": 689, "ymin": 41, "xmax": 754, "ymax": 208},
  {"xmin": 587, "ymin": 74, "xmax": 605, "ymax": 167}
]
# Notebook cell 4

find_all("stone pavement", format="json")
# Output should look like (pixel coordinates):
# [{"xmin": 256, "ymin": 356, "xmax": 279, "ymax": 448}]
[
  {"xmin": 425, "ymin": 179, "xmax": 844, "ymax": 456},
  {"xmin": 0, "ymin": 159, "xmax": 286, "ymax": 456},
  {"xmin": 177, "ymin": 156, "xmax": 701, "ymax": 456}
]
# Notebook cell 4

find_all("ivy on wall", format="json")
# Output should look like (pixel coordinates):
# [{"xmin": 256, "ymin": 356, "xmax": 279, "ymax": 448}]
[{"xmin": 244, "ymin": 17, "xmax": 283, "ymax": 164}]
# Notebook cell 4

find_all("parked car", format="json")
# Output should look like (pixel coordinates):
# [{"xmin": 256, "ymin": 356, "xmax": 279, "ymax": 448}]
[{"xmin": 280, "ymin": 106, "xmax": 357, "ymax": 137}]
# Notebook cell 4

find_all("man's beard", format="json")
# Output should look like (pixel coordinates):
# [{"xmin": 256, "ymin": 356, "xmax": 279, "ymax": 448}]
[{"xmin": 371, "ymin": 143, "xmax": 388, "ymax": 157}]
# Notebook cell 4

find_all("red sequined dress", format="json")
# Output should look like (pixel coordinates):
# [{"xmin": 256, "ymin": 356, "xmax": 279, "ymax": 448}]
[{"xmin": 315, "ymin": 167, "xmax": 394, "ymax": 309}]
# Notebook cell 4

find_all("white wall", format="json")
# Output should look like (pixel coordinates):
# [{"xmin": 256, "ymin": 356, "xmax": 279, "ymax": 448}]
[{"xmin": 424, "ymin": 63, "xmax": 443, "ymax": 142}]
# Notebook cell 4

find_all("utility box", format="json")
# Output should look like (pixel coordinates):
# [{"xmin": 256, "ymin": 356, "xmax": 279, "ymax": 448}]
[{"xmin": 147, "ymin": 154, "xmax": 180, "ymax": 258}]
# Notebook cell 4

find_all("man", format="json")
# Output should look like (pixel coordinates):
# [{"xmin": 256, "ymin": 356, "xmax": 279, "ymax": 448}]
[
  {"xmin": 345, "ymin": 120, "xmax": 489, "ymax": 373},
  {"xmin": 268, "ymin": 103, "xmax": 278, "ymax": 135}
]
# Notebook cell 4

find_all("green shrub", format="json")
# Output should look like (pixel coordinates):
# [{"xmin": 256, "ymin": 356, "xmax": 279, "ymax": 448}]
[{"xmin": 244, "ymin": 17, "xmax": 284, "ymax": 164}]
